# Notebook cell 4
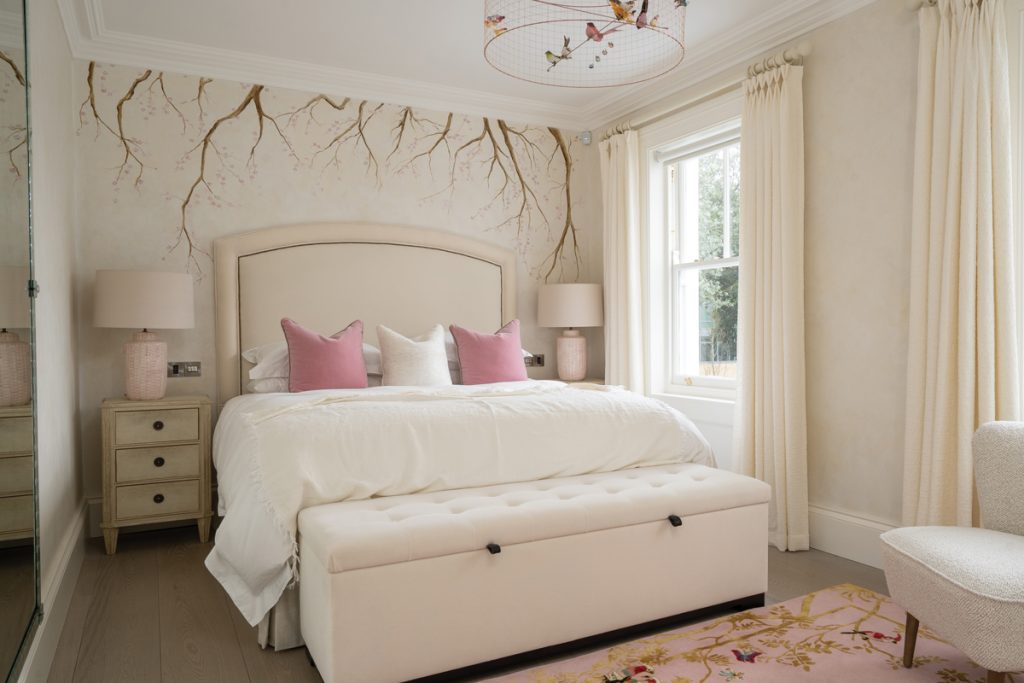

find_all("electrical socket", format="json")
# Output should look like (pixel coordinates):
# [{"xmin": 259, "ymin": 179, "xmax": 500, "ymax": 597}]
[
  {"xmin": 167, "ymin": 361, "xmax": 201, "ymax": 378},
  {"xmin": 525, "ymin": 354, "xmax": 545, "ymax": 368}
]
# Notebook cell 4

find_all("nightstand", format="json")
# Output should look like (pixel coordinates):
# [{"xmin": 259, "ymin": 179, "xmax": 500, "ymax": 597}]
[
  {"xmin": 0, "ymin": 404, "xmax": 34, "ymax": 542},
  {"xmin": 100, "ymin": 395, "xmax": 212, "ymax": 554}
]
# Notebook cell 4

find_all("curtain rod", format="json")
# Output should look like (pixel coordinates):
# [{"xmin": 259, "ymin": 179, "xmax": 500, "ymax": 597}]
[{"xmin": 608, "ymin": 42, "xmax": 811, "ymax": 136}]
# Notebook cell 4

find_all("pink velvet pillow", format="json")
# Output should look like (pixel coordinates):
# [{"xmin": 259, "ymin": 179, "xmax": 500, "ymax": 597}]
[
  {"xmin": 281, "ymin": 318, "xmax": 368, "ymax": 392},
  {"xmin": 449, "ymin": 319, "xmax": 529, "ymax": 385}
]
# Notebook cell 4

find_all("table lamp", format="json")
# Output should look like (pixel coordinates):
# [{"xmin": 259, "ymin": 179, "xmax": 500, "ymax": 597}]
[
  {"xmin": 94, "ymin": 270, "xmax": 194, "ymax": 400},
  {"xmin": 0, "ymin": 266, "xmax": 31, "ymax": 407},
  {"xmin": 537, "ymin": 283, "xmax": 604, "ymax": 381}
]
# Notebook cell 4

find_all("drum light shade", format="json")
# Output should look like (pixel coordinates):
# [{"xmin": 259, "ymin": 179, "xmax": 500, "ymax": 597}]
[
  {"xmin": 483, "ymin": 0, "xmax": 687, "ymax": 88},
  {"xmin": 93, "ymin": 270, "xmax": 194, "ymax": 330},
  {"xmin": 537, "ymin": 283, "xmax": 604, "ymax": 328}
]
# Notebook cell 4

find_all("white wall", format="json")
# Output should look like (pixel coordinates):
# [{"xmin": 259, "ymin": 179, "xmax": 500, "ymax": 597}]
[
  {"xmin": 19, "ymin": 0, "xmax": 86, "ymax": 678},
  {"xmin": 70, "ymin": 62, "xmax": 605, "ymax": 526},
  {"xmin": 618, "ymin": 0, "xmax": 923, "ymax": 566},
  {"xmin": 29, "ymin": 0, "xmax": 83, "ymax": 599},
  {"xmin": 801, "ymin": 0, "xmax": 916, "ymax": 528}
]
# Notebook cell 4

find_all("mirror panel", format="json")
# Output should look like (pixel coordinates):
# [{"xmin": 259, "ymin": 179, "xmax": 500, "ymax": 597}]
[{"xmin": 0, "ymin": 0, "xmax": 38, "ymax": 679}]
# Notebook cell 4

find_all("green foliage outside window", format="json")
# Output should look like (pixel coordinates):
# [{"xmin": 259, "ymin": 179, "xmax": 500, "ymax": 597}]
[{"xmin": 697, "ymin": 146, "xmax": 740, "ymax": 370}]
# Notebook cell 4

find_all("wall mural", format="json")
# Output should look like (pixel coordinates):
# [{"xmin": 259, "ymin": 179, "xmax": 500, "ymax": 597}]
[
  {"xmin": 0, "ymin": 46, "xmax": 27, "ymax": 264},
  {"xmin": 0, "ymin": 49, "xmax": 25, "ymax": 180},
  {"xmin": 77, "ymin": 61, "xmax": 581, "ymax": 281}
]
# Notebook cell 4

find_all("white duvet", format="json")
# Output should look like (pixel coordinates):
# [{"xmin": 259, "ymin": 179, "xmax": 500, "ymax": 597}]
[{"xmin": 205, "ymin": 380, "xmax": 714, "ymax": 625}]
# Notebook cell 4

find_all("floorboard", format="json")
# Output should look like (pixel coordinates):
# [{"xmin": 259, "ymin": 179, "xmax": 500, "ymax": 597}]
[
  {"xmin": 47, "ymin": 544, "xmax": 102, "ymax": 682},
  {"xmin": 226, "ymin": 597, "xmax": 323, "ymax": 683},
  {"xmin": 69, "ymin": 535, "xmax": 161, "ymax": 683},
  {"xmin": 157, "ymin": 541, "xmax": 250, "ymax": 683},
  {"xmin": 47, "ymin": 526, "xmax": 888, "ymax": 683}
]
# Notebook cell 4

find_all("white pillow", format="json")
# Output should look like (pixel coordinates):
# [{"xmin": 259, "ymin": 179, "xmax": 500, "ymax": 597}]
[
  {"xmin": 377, "ymin": 324, "xmax": 452, "ymax": 387},
  {"xmin": 245, "ymin": 377, "xmax": 289, "ymax": 393},
  {"xmin": 244, "ymin": 341, "xmax": 382, "ymax": 379},
  {"xmin": 246, "ymin": 374, "xmax": 381, "ymax": 394}
]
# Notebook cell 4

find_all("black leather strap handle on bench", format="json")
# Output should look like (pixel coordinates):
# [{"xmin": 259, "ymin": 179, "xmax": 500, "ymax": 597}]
[{"xmin": 487, "ymin": 516, "xmax": 682, "ymax": 555}]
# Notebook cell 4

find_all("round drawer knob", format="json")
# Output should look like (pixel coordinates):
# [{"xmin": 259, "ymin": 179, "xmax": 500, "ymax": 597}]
[
  {"xmin": 153, "ymin": 457, "xmax": 165, "ymax": 468},
  {"xmin": 153, "ymin": 494, "xmax": 165, "ymax": 504},
  {"xmin": 152, "ymin": 420, "xmax": 164, "ymax": 431}
]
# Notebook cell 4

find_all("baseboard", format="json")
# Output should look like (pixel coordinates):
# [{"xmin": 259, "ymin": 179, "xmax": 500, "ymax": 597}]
[
  {"xmin": 808, "ymin": 505, "xmax": 896, "ymax": 570},
  {"xmin": 17, "ymin": 500, "xmax": 88, "ymax": 683}
]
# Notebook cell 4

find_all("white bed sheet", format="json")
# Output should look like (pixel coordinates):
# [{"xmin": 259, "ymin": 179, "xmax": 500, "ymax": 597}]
[{"xmin": 205, "ymin": 381, "xmax": 714, "ymax": 625}]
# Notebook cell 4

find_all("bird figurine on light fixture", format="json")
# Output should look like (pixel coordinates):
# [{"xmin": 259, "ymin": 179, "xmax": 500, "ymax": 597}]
[{"xmin": 484, "ymin": 0, "xmax": 691, "ymax": 87}]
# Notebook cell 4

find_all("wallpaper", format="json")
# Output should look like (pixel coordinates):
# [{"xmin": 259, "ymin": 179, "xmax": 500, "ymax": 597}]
[
  {"xmin": 74, "ymin": 60, "xmax": 603, "ymax": 505},
  {"xmin": 0, "ymin": 43, "xmax": 26, "ymax": 269},
  {"xmin": 76, "ymin": 61, "xmax": 592, "ymax": 280}
]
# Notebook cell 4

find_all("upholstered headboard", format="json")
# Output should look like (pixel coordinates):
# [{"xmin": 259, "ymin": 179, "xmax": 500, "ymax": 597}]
[{"xmin": 213, "ymin": 222, "xmax": 517, "ymax": 404}]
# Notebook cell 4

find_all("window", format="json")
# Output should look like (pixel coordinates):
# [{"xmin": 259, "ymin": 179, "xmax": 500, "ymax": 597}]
[{"xmin": 655, "ymin": 123, "xmax": 741, "ymax": 395}]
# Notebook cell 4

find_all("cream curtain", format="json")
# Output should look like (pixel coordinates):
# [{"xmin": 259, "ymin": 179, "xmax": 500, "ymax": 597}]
[
  {"xmin": 903, "ymin": 0, "xmax": 1019, "ymax": 527},
  {"xmin": 600, "ymin": 131, "xmax": 645, "ymax": 393},
  {"xmin": 735, "ymin": 64, "xmax": 809, "ymax": 551}
]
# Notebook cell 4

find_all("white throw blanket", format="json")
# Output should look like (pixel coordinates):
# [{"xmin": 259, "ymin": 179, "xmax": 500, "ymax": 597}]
[{"xmin": 205, "ymin": 381, "xmax": 714, "ymax": 625}]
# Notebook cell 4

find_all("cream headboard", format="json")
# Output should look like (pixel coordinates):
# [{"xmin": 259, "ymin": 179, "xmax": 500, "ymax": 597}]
[{"xmin": 214, "ymin": 222, "xmax": 517, "ymax": 404}]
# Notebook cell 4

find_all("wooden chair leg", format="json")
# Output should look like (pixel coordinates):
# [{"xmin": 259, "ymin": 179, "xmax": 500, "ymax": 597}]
[
  {"xmin": 986, "ymin": 671, "xmax": 1004, "ymax": 683},
  {"xmin": 903, "ymin": 613, "xmax": 919, "ymax": 668}
]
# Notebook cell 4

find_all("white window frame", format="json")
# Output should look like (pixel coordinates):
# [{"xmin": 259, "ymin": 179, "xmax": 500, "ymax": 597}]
[{"xmin": 640, "ymin": 90, "xmax": 743, "ymax": 402}]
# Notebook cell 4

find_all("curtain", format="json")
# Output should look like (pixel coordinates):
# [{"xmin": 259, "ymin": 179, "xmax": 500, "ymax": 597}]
[
  {"xmin": 903, "ymin": 0, "xmax": 1019, "ymax": 527},
  {"xmin": 600, "ymin": 131, "xmax": 645, "ymax": 393},
  {"xmin": 735, "ymin": 64, "xmax": 809, "ymax": 551}
]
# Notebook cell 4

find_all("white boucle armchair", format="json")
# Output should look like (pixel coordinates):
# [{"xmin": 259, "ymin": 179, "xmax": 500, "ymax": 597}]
[{"xmin": 881, "ymin": 422, "xmax": 1024, "ymax": 683}]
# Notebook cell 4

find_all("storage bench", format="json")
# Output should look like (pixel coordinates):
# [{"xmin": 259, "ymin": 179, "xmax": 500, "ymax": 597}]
[{"xmin": 299, "ymin": 463, "xmax": 771, "ymax": 683}]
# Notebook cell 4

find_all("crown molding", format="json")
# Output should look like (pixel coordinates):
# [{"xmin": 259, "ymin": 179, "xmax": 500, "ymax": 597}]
[
  {"xmin": 582, "ymin": 0, "xmax": 880, "ymax": 128},
  {"xmin": 56, "ymin": 0, "xmax": 587, "ymax": 129},
  {"xmin": 57, "ymin": 0, "xmax": 880, "ymax": 131}
]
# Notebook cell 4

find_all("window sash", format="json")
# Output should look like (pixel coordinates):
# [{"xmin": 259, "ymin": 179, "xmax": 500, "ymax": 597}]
[{"xmin": 666, "ymin": 140, "xmax": 740, "ymax": 390}]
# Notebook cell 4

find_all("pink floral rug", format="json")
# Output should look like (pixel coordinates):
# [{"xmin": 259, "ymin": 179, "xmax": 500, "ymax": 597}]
[{"xmin": 488, "ymin": 584, "xmax": 1022, "ymax": 682}]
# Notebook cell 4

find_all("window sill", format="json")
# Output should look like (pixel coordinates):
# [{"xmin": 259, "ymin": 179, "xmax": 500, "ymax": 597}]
[
  {"xmin": 652, "ymin": 391, "xmax": 735, "ymax": 407},
  {"xmin": 652, "ymin": 392, "xmax": 735, "ymax": 427},
  {"xmin": 657, "ymin": 384, "xmax": 737, "ymax": 402}
]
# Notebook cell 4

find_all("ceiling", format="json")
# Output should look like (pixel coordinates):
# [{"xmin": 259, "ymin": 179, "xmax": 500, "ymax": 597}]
[{"xmin": 57, "ymin": 0, "xmax": 875, "ymax": 129}]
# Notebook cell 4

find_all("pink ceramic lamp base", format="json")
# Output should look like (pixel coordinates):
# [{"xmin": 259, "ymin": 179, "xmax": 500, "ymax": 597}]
[
  {"xmin": 0, "ymin": 329, "xmax": 31, "ymax": 407},
  {"xmin": 556, "ymin": 329, "xmax": 587, "ymax": 381},
  {"xmin": 124, "ymin": 330, "xmax": 168, "ymax": 400}
]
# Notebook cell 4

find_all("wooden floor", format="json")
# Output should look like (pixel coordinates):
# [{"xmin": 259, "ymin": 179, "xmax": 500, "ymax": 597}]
[{"xmin": 47, "ymin": 526, "xmax": 888, "ymax": 683}]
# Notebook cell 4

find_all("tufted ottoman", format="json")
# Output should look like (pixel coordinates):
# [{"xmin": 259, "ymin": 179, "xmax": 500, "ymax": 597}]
[{"xmin": 298, "ymin": 463, "xmax": 770, "ymax": 682}]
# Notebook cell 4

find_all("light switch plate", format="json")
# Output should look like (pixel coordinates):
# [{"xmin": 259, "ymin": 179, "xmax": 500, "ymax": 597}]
[
  {"xmin": 167, "ymin": 361, "xmax": 201, "ymax": 378},
  {"xmin": 525, "ymin": 354, "xmax": 545, "ymax": 368}
]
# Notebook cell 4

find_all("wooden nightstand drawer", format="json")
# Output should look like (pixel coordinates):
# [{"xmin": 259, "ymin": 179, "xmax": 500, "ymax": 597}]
[
  {"xmin": 115, "ymin": 480, "xmax": 199, "ymax": 520},
  {"xmin": 115, "ymin": 444, "xmax": 200, "ymax": 483},
  {"xmin": 0, "ymin": 455, "xmax": 33, "ymax": 495},
  {"xmin": 0, "ymin": 417, "xmax": 33, "ymax": 454},
  {"xmin": 0, "ymin": 494, "xmax": 33, "ymax": 534},
  {"xmin": 115, "ymin": 408, "xmax": 198, "ymax": 445}
]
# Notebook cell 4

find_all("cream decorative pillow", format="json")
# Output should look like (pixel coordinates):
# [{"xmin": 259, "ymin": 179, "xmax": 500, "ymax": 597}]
[{"xmin": 377, "ymin": 324, "xmax": 453, "ymax": 387}]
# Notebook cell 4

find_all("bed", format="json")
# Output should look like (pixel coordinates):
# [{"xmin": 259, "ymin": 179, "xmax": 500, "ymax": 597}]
[{"xmin": 205, "ymin": 222, "xmax": 770, "ymax": 682}]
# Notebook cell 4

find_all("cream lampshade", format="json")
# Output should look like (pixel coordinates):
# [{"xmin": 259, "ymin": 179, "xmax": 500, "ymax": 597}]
[
  {"xmin": 537, "ymin": 283, "xmax": 604, "ymax": 381},
  {"xmin": 94, "ymin": 270, "xmax": 194, "ymax": 401},
  {"xmin": 0, "ymin": 267, "xmax": 31, "ymax": 407}
]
